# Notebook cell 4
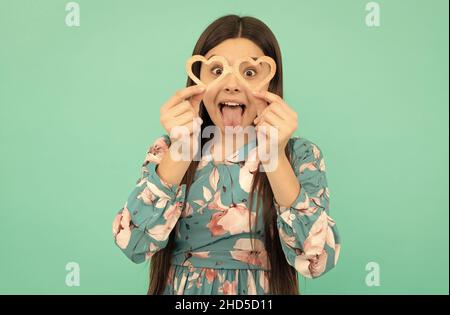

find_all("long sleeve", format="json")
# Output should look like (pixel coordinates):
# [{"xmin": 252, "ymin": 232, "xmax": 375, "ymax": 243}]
[
  {"xmin": 112, "ymin": 135, "xmax": 186, "ymax": 263},
  {"xmin": 274, "ymin": 137, "xmax": 341, "ymax": 279}
]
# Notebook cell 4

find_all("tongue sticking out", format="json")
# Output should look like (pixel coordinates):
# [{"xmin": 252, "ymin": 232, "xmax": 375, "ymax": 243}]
[{"xmin": 221, "ymin": 106, "xmax": 243, "ymax": 127}]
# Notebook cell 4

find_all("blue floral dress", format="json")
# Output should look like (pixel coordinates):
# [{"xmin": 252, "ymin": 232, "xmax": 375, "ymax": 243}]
[{"xmin": 112, "ymin": 135, "xmax": 341, "ymax": 294}]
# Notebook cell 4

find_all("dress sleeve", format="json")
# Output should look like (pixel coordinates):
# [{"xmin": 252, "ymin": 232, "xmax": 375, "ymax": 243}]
[
  {"xmin": 112, "ymin": 135, "xmax": 186, "ymax": 263},
  {"xmin": 274, "ymin": 137, "xmax": 341, "ymax": 278}
]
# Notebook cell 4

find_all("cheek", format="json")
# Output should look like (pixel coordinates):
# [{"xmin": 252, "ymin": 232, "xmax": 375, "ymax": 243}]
[{"xmin": 201, "ymin": 84, "xmax": 223, "ymax": 111}]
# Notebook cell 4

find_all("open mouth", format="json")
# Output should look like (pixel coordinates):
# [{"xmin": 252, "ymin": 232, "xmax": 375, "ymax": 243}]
[
  {"xmin": 218, "ymin": 102, "xmax": 246, "ymax": 127},
  {"xmin": 218, "ymin": 102, "xmax": 246, "ymax": 114}
]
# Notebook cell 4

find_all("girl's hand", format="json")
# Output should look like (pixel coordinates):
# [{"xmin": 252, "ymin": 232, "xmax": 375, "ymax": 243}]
[
  {"xmin": 253, "ymin": 90, "xmax": 298, "ymax": 156},
  {"xmin": 160, "ymin": 85, "xmax": 205, "ymax": 139}
]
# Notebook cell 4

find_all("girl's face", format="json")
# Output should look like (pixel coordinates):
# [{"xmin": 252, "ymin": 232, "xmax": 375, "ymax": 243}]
[{"xmin": 200, "ymin": 38, "xmax": 270, "ymax": 132}]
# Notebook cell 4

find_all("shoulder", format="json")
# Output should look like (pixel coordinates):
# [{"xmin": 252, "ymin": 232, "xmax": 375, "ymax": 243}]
[{"xmin": 287, "ymin": 136, "xmax": 325, "ymax": 163}]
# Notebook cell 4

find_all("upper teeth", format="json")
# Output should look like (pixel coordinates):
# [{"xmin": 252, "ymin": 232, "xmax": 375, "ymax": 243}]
[{"xmin": 222, "ymin": 102, "xmax": 240, "ymax": 106}]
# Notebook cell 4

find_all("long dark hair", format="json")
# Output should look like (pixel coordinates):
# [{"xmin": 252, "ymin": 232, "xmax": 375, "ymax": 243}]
[{"xmin": 148, "ymin": 15, "xmax": 299, "ymax": 295}]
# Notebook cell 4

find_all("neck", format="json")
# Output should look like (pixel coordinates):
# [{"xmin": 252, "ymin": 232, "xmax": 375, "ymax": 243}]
[{"xmin": 211, "ymin": 127, "xmax": 252, "ymax": 162}]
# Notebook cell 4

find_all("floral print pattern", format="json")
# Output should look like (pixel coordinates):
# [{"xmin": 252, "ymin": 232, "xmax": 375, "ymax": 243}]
[{"xmin": 113, "ymin": 135, "xmax": 341, "ymax": 294}]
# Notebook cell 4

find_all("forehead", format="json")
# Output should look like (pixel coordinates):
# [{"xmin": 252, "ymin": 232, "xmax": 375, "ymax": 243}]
[{"xmin": 204, "ymin": 38, "xmax": 265, "ymax": 64}]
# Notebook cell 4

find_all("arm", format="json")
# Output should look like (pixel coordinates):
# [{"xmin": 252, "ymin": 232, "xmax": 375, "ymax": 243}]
[
  {"xmin": 270, "ymin": 138, "xmax": 341, "ymax": 279},
  {"xmin": 264, "ymin": 151, "xmax": 301, "ymax": 208},
  {"xmin": 112, "ymin": 135, "xmax": 187, "ymax": 263},
  {"xmin": 252, "ymin": 91, "xmax": 341, "ymax": 279},
  {"xmin": 113, "ymin": 86, "xmax": 205, "ymax": 263}
]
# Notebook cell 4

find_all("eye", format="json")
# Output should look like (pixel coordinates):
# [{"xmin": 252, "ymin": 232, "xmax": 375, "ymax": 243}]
[
  {"xmin": 244, "ymin": 68, "xmax": 257, "ymax": 77},
  {"xmin": 211, "ymin": 66, "xmax": 223, "ymax": 76}
]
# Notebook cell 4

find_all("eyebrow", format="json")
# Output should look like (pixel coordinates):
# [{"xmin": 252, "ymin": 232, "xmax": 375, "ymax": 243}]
[{"xmin": 208, "ymin": 54, "xmax": 259, "ymax": 61}]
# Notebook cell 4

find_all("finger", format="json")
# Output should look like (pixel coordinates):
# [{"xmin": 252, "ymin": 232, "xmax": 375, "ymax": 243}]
[
  {"xmin": 252, "ymin": 90, "xmax": 283, "ymax": 104},
  {"xmin": 171, "ymin": 118, "xmax": 199, "ymax": 139},
  {"xmin": 255, "ymin": 121, "xmax": 272, "ymax": 140},
  {"xmin": 261, "ymin": 110, "xmax": 283, "ymax": 128},
  {"xmin": 165, "ymin": 85, "xmax": 206, "ymax": 109},
  {"xmin": 169, "ymin": 111, "xmax": 194, "ymax": 129},
  {"xmin": 169, "ymin": 100, "xmax": 194, "ymax": 117},
  {"xmin": 189, "ymin": 91, "xmax": 205, "ymax": 116},
  {"xmin": 277, "ymin": 101, "xmax": 296, "ymax": 117},
  {"xmin": 254, "ymin": 102, "xmax": 276, "ymax": 124},
  {"xmin": 267, "ymin": 103, "xmax": 289, "ymax": 120}
]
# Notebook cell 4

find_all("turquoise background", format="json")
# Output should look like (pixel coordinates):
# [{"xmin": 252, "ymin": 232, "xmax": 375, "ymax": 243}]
[{"xmin": 0, "ymin": 0, "xmax": 448, "ymax": 294}]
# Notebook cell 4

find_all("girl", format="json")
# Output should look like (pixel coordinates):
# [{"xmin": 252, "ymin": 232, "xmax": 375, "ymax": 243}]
[{"xmin": 112, "ymin": 15, "xmax": 341, "ymax": 295}]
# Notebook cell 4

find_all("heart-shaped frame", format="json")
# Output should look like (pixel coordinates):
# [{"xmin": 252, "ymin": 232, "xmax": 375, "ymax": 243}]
[
  {"xmin": 185, "ymin": 55, "xmax": 231, "ymax": 88},
  {"xmin": 185, "ymin": 55, "xmax": 277, "ymax": 91}
]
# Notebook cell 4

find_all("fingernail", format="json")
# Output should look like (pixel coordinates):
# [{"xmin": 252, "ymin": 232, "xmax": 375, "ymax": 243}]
[{"xmin": 197, "ymin": 86, "xmax": 205, "ymax": 92}]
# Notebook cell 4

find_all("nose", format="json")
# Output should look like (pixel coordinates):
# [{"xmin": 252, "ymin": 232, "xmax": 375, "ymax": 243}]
[{"xmin": 223, "ymin": 75, "xmax": 241, "ymax": 94}]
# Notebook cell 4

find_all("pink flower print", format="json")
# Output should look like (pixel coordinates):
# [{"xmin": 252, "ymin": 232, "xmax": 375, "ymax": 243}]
[
  {"xmin": 217, "ymin": 204, "xmax": 256, "ymax": 235},
  {"xmin": 319, "ymin": 158, "xmax": 326, "ymax": 172},
  {"xmin": 207, "ymin": 204, "xmax": 256, "ymax": 236},
  {"xmin": 239, "ymin": 147, "xmax": 259, "ymax": 193},
  {"xmin": 292, "ymin": 192, "xmax": 320, "ymax": 217},
  {"xmin": 293, "ymin": 193, "xmax": 310, "ymax": 212},
  {"xmin": 278, "ymin": 227, "xmax": 297, "ymax": 248},
  {"xmin": 311, "ymin": 143, "xmax": 321, "ymax": 160},
  {"xmin": 230, "ymin": 238, "xmax": 269, "ymax": 270},
  {"xmin": 259, "ymin": 271, "xmax": 270, "ymax": 294},
  {"xmin": 145, "ymin": 243, "xmax": 159, "ymax": 260},
  {"xmin": 191, "ymin": 251, "xmax": 210, "ymax": 259},
  {"xmin": 112, "ymin": 206, "xmax": 132, "ymax": 249},
  {"xmin": 143, "ymin": 137, "xmax": 169, "ymax": 166},
  {"xmin": 246, "ymin": 270, "xmax": 257, "ymax": 295},
  {"xmin": 112, "ymin": 211, "xmax": 122, "ymax": 237},
  {"xmin": 204, "ymin": 268, "xmax": 218, "ymax": 284},
  {"xmin": 299, "ymin": 161, "xmax": 317, "ymax": 174},
  {"xmin": 146, "ymin": 202, "xmax": 182, "ymax": 241},
  {"xmin": 334, "ymin": 244, "xmax": 341, "ymax": 265},
  {"xmin": 303, "ymin": 211, "xmax": 329, "ymax": 256},
  {"xmin": 166, "ymin": 265, "xmax": 176, "ymax": 286},
  {"xmin": 206, "ymin": 211, "xmax": 227, "ymax": 236},
  {"xmin": 164, "ymin": 201, "xmax": 182, "ymax": 221},
  {"xmin": 294, "ymin": 248, "xmax": 328, "ymax": 278},
  {"xmin": 294, "ymin": 211, "xmax": 335, "ymax": 278},
  {"xmin": 220, "ymin": 280, "xmax": 237, "ymax": 295},
  {"xmin": 146, "ymin": 181, "xmax": 171, "ymax": 208},
  {"xmin": 174, "ymin": 272, "xmax": 188, "ymax": 295},
  {"xmin": 137, "ymin": 186, "xmax": 156, "ymax": 205},
  {"xmin": 209, "ymin": 167, "xmax": 219, "ymax": 191},
  {"xmin": 203, "ymin": 187, "xmax": 213, "ymax": 202},
  {"xmin": 187, "ymin": 271, "xmax": 201, "ymax": 289},
  {"xmin": 207, "ymin": 190, "xmax": 227, "ymax": 211}
]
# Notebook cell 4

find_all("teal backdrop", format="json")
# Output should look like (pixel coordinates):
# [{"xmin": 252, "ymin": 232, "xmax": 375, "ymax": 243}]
[{"xmin": 0, "ymin": 0, "xmax": 448, "ymax": 294}]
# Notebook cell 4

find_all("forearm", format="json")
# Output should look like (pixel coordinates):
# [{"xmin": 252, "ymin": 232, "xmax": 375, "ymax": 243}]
[
  {"xmin": 156, "ymin": 137, "xmax": 199, "ymax": 185},
  {"xmin": 156, "ymin": 150, "xmax": 192, "ymax": 185},
  {"xmin": 263, "ymin": 152, "xmax": 300, "ymax": 208}
]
